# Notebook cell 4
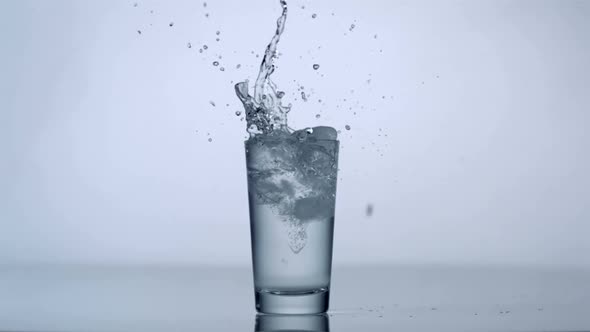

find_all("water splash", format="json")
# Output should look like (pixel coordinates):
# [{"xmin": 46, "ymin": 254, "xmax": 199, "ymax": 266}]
[{"xmin": 235, "ymin": 0, "xmax": 291, "ymax": 137}]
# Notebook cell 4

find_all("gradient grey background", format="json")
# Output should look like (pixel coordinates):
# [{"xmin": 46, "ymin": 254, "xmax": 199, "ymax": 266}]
[{"xmin": 1, "ymin": 0, "xmax": 589, "ymax": 267}]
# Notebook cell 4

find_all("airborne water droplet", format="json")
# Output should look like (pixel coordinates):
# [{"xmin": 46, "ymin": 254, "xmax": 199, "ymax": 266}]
[
  {"xmin": 203, "ymin": 45, "xmax": 208, "ymax": 50},
  {"xmin": 236, "ymin": 64, "xmax": 241, "ymax": 69},
  {"xmin": 345, "ymin": 125, "xmax": 351, "ymax": 130},
  {"xmin": 213, "ymin": 61, "xmax": 219, "ymax": 66},
  {"xmin": 313, "ymin": 64, "xmax": 320, "ymax": 70},
  {"xmin": 203, "ymin": 2, "xmax": 207, "ymax": 7},
  {"xmin": 235, "ymin": 111, "xmax": 241, "ymax": 116},
  {"xmin": 187, "ymin": 42, "xmax": 192, "ymax": 48},
  {"xmin": 216, "ymin": 31, "xmax": 220, "ymax": 35},
  {"xmin": 169, "ymin": 22, "xmax": 174, "ymax": 27},
  {"xmin": 349, "ymin": 23, "xmax": 355, "ymax": 31},
  {"xmin": 301, "ymin": 91, "xmax": 308, "ymax": 102},
  {"xmin": 220, "ymin": 67, "xmax": 225, "ymax": 71},
  {"xmin": 315, "ymin": 114, "xmax": 321, "ymax": 119},
  {"xmin": 137, "ymin": 30, "xmax": 142, "ymax": 35},
  {"xmin": 366, "ymin": 204, "xmax": 374, "ymax": 217},
  {"xmin": 312, "ymin": 13, "xmax": 317, "ymax": 19},
  {"xmin": 208, "ymin": 138, "xmax": 212, "ymax": 142},
  {"xmin": 209, "ymin": 101, "xmax": 216, "ymax": 107}
]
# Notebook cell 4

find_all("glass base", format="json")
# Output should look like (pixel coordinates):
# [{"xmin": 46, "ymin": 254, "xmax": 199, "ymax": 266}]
[
  {"xmin": 255, "ymin": 288, "xmax": 330, "ymax": 314},
  {"xmin": 255, "ymin": 313, "xmax": 329, "ymax": 331}
]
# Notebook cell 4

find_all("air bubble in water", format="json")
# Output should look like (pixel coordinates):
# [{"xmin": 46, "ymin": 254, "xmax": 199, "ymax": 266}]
[
  {"xmin": 213, "ymin": 61, "xmax": 219, "ymax": 66},
  {"xmin": 313, "ymin": 64, "xmax": 320, "ymax": 70}
]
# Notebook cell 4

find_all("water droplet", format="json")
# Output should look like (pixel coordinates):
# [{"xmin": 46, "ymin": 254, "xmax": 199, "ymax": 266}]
[
  {"xmin": 169, "ymin": 22, "xmax": 174, "ymax": 27},
  {"xmin": 213, "ymin": 61, "xmax": 219, "ymax": 66},
  {"xmin": 349, "ymin": 23, "xmax": 355, "ymax": 31},
  {"xmin": 216, "ymin": 38, "xmax": 220, "ymax": 42},
  {"xmin": 133, "ymin": 2, "xmax": 138, "ymax": 7},
  {"xmin": 277, "ymin": 91, "xmax": 285, "ymax": 98},
  {"xmin": 374, "ymin": 34, "xmax": 378, "ymax": 39},
  {"xmin": 208, "ymin": 138, "xmax": 212, "ymax": 142},
  {"xmin": 203, "ymin": 2, "xmax": 207, "ymax": 7},
  {"xmin": 313, "ymin": 64, "xmax": 320, "ymax": 70},
  {"xmin": 301, "ymin": 91, "xmax": 308, "ymax": 102},
  {"xmin": 150, "ymin": 10, "xmax": 153, "ymax": 14},
  {"xmin": 209, "ymin": 101, "xmax": 216, "ymax": 107},
  {"xmin": 312, "ymin": 13, "xmax": 317, "ymax": 18},
  {"xmin": 236, "ymin": 64, "xmax": 241, "ymax": 69},
  {"xmin": 315, "ymin": 114, "xmax": 321, "ymax": 119},
  {"xmin": 235, "ymin": 111, "xmax": 241, "ymax": 116},
  {"xmin": 137, "ymin": 30, "xmax": 142, "ymax": 35},
  {"xmin": 205, "ymin": 13, "xmax": 209, "ymax": 18},
  {"xmin": 220, "ymin": 67, "xmax": 225, "ymax": 71},
  {"xmin": 187, "ymin": 42, "xmax": 192, "ymax": 48},
  {"xmin": 199, "ymin": 49, "xmax": 203, "ymax": 53},
  {"xmin": 318, "ymin": 99, "xmax": 322, "ymax": 103},
  {"xmin": 345, "ymin": 125, "xmax": 351, "ymax": 130},
  {"xmin": 216, "ymin": 30, "xmax": 220, "ymax": 35},
  {"xmin": 366, "ymin": 204, "xmax": 373, "ymax": 216}
]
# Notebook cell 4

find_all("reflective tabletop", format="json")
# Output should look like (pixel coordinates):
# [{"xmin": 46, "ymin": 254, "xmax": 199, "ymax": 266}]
[{"xmin": 1, "ymin": 264, "xmax": 589, "ymax": 331}]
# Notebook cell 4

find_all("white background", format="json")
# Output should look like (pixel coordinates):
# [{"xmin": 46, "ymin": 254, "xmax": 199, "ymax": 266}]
[{"xmin": 1, "ymin": 0, "xmax": 589, "ymax": 267}]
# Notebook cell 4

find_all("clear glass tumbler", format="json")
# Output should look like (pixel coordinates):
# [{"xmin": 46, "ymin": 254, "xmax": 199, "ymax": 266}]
[{"xmin": 245, "ymin": 135, "xmax": 339, "ymax": 314}]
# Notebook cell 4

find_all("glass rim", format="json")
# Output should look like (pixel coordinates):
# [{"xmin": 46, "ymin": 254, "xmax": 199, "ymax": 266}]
[{"xmin": 244, "ymin": 138, "xmax": 340, "ymax": 144}]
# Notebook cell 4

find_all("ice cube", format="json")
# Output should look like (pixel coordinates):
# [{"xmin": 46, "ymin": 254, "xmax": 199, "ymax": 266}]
[
  {"xmin": 309, "ymin": 126, "xmax": 337, "ymax": 140},
  {"xmin": 293, "ymin": 196, "xmax": 334, "ymax": 221}
]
